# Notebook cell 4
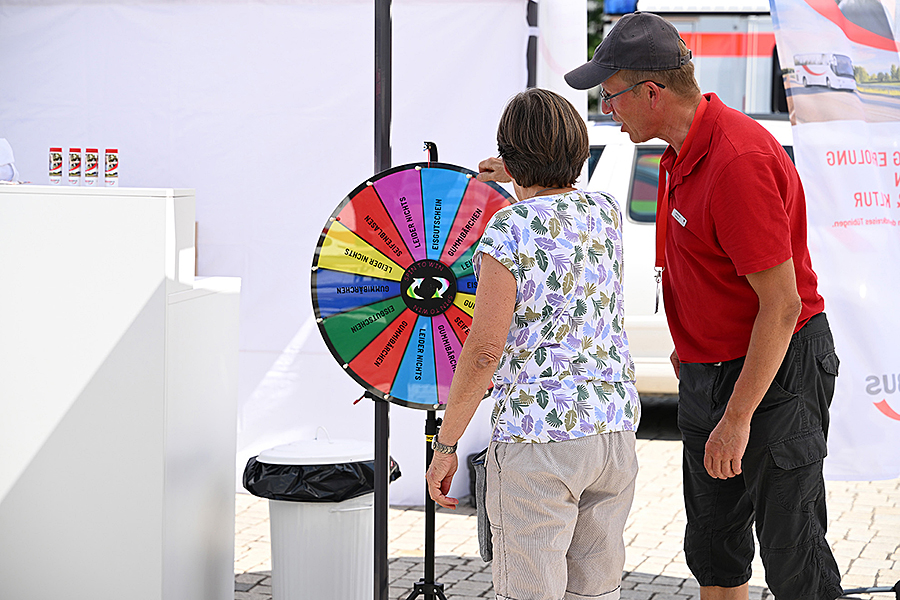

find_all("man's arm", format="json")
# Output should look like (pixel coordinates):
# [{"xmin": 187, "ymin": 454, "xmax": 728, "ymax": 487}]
[
  {"xmin": 425, "ymin": 254, "xmax": 516, "ymax": 508},
  {"xmin": 703, "ymin": 257, "xmax": 802, "ymax": 479}
]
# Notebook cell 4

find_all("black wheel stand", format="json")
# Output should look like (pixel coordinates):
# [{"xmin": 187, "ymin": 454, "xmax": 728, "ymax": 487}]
[
  {"xmin": 405, "ymin": 410, "xmax": 448, "ymax": 600},
  {"xmin": 840, "ymin": 580, "xmax": 900, "ymax": 600},
  {"xmin": 406, "ymin": 139, "xmax": 447, "ymax": 600}
]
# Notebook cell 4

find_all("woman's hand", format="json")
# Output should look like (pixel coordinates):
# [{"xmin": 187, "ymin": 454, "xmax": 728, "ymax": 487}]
[
  {"xmin": 426, "ymin": 452, "xmax": 460, "ymax": 509},
  {"xmin": 476, "ymin": 157, "xmax": 511, "ymax": 183}
]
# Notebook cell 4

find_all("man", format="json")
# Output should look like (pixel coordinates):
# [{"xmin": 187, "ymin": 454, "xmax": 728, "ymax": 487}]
[{"xmin": 486, "ymin": 11, "xmax": 842, "ymax": 600}]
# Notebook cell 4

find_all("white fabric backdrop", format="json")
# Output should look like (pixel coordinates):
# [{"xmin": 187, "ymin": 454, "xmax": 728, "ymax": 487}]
[
  {"xmin": 0, "ymin": 0, "xmax": 587, "ymax": 504},
  {"xmin": 771, "ymin": 0, "xmax": 900, "ymax": 480}
]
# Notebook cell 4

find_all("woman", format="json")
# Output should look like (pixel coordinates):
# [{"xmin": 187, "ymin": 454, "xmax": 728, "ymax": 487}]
[{"xmin": 425, "ymin": 88, "xmax": 640, "ymax": 600}]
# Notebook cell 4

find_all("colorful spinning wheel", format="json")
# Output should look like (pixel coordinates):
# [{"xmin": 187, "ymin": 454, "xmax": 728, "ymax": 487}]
[{"xmin": 311, "ymin": 162, "xmax": 513, "ymax": 410}]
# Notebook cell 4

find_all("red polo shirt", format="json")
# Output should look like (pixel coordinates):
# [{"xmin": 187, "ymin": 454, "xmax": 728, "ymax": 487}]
[{"xmin": 659, "ymin": 93, "xmax": 824, "ymax": 363}]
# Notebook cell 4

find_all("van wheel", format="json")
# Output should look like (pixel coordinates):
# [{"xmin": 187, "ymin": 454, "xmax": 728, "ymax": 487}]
[
  {"xmin": 826, "ymin": 77, "xmax": 831, "ymax": 88},
  {"xmin": 802, "ymin": 77, "xmax": 808, "ymax": 87}
]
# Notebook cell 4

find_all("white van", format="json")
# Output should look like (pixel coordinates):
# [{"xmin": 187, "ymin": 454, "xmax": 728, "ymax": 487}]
[{"xmin": 585, "ymin": 114, "xmax": 795, "ymax": 394}]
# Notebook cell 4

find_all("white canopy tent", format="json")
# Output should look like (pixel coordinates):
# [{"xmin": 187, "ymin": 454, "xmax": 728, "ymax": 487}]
[{"xmin": 0, "ymin": 0, "xmax": 588, "ymax": 505}]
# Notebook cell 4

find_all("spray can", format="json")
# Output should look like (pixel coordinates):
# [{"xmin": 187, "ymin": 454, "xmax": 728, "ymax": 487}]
[
  {"xmin": 104, "ymin": 149, "xmax": 118, "ymax": 187},
  {"xmin": 49, "ymin": 147, "xmax": 63, "ymax": 184},
  {"xmin": 84, "ymin": 148, "xmax": 99, "ymax": 186},
  {"xmin": 68, "ymin": 148, "xmax": 82, "ymax": 185}
]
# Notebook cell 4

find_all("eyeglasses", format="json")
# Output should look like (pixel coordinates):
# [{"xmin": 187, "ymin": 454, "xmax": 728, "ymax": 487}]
[{"xmin": 599, "ymin": 80, "xmax": 666, "ymax": 105}]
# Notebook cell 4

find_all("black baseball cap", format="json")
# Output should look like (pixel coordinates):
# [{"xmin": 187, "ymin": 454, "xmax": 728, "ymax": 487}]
[{"xmin": 565, "ymin": 12, "xmax": 692, "ymax": 89}]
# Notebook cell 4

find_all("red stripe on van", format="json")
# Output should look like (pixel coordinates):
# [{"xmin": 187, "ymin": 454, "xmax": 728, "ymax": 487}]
[{"xmin": 681, "ymin": 32, "xmax": 776, "ymax": 57}]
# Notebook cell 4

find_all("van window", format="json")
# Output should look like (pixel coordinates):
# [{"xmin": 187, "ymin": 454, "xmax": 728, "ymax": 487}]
[
  {"xmin": 783, "ymin": 145, "xmax": 794, "ymax": 163},
  {"xmin": 626, "ymin": 144, "xmax": 795, "ymax": 223},
  {"xmin": 588, "ymin": 146, "xmax": 605, "ymax": 180},
  {"xmin": 627, "ymin": 147, "xmax": 665, "ymax": 223}
]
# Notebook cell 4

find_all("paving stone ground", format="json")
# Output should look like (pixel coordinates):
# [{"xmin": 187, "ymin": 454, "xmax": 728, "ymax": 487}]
[{"xmin": 234, "ymin": 400, "xmax": 900, "ymax": 600}]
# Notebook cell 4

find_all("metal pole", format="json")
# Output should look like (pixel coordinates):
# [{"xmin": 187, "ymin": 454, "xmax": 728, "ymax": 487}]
[
  {"xmin": 405, "ymin": 414, "xmax": 446, "ymax": 600},
  {"xmin": 374, "ymin": 2, "xmax": 392, "ymax": 599},
  {"xmin": 424, "ymin": 412, "xmax": 437, "ymax": 590},
  {"xmin": 374, "ymin": 397, "xmax": 390, "ymax": 600},
  {"xmin": 526, "ymin": 0, "xmax": 538, "ymax": 88},
  {"xmin": 375, "ymin": 0, "xmax": 392, "ymax": 173}
]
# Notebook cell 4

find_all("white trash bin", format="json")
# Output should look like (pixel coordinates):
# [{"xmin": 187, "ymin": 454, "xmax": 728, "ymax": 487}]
[{"xmin": 254, "ymin": 439, "xmax": 374, "ymax": 600}]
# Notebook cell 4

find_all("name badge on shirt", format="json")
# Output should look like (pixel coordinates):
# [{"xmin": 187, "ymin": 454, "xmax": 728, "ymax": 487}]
[{"xmin": 671, "ymin": 208, "xmax": 687, "ymax": 227}]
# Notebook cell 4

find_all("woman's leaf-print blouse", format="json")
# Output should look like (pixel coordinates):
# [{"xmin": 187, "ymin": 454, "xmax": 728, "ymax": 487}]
[{"xmin": 474, "ymin": 190, "xmax": 640, "ymax": 444}]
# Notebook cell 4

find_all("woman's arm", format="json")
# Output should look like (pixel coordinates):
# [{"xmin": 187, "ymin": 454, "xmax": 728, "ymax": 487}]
[
  {"xmin": 425, "ymin": 254, "xmax": 517, "ymax": 508},
  {"xmin": 475, "ymin": 157, "xmax": 512, "ymax": 183}
]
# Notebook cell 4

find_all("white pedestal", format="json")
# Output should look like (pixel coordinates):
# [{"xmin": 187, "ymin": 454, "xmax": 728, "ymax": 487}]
[{"xmin": 0, "ymin": 185, "xmax": 241, "ymax": 600}]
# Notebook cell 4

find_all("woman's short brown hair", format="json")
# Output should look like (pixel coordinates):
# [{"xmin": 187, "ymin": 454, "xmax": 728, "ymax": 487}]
[{"xmin": 496, "ymin": 88, "xmax": 589, "ymax": 189}]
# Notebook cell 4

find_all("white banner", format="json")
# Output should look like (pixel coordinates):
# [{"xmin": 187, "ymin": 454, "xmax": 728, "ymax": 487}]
[{"xmin": 771, "ymin": 0, "xmax": 900, "ymax": 479}]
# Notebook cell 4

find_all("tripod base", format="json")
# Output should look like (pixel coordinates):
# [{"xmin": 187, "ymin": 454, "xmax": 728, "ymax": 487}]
[{"xmin": 405, "ymin": 578, "xmax": 448, "ymax": 600}]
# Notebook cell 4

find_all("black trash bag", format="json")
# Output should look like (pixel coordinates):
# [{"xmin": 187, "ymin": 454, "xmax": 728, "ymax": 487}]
[{"xmin": 243, "ymin": 455, "xmax": 401, "ymax": 503}]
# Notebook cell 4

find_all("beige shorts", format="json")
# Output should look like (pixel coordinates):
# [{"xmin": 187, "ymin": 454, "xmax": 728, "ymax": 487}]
[{"xmin": 486, "ymin": 431, "xmax": 638, "ymax": 600}]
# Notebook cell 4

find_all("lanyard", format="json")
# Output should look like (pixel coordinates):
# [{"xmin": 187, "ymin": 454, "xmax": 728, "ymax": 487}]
[{"xmin": 654, "ymin": 97, "xmax": 707, "ymax": 313}]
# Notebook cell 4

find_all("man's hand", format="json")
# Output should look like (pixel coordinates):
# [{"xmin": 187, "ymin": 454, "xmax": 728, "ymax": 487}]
[
  {"xmin": 426, "ymin": 451, "xmax": 460, "ymax": 509},
  {"xmin": 670, "ymin": 349, "xmax": 681, "ymax": 379},
  {"xmin": 476, "ymin": 157, "xmax": 511, "ymax": 183},
  {"xmin": 704, "ymin": 414, "xmax": 751, "ymax": 479}
]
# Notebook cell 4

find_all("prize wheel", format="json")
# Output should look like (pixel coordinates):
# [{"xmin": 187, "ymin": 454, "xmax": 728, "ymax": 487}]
[{"xmin": 311, "ymin": 162, "xmax": 513, "ymax": 410}]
